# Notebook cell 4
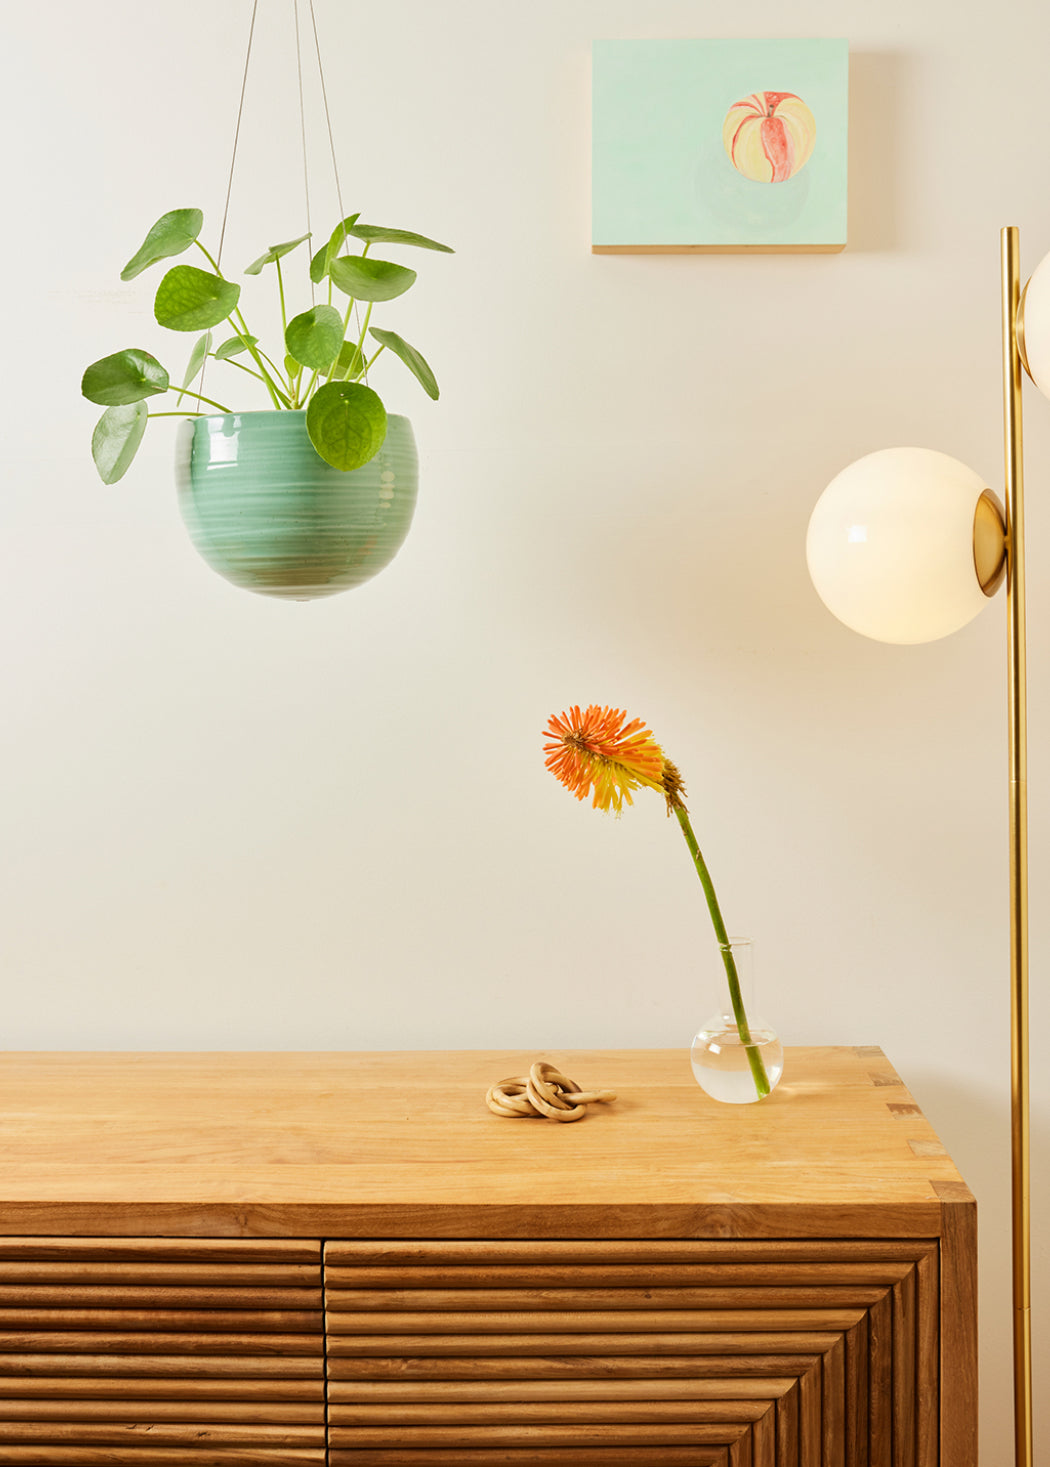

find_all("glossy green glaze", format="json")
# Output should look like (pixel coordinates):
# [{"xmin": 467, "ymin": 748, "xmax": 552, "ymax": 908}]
[{"xmin": 176, "ymin": 412, "xmax": 418, "ymax": 600}]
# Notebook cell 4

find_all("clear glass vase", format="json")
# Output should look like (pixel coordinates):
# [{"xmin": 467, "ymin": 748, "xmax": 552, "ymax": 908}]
[{"xmin": 690, "ymin": 938, "xmax": 783, "ymax": 1104}]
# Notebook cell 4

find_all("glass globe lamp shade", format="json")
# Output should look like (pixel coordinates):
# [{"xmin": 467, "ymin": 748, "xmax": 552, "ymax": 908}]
[
  {"xmin": 1020, "ymin": 247, "xmax": 1050, "ymax": 401},
  {"xmin": 806, "ymin": 446, "xmax": 993, "ymax": 644}
]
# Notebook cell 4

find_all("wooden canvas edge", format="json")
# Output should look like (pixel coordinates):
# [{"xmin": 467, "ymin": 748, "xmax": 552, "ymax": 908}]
[{"xmin": 592, "ymin": 243, "xmax": 847, "ymax": 255}]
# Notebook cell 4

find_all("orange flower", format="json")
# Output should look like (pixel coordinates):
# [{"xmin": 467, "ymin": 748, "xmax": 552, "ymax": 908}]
[
  {"xmin": 541, "ymin": 701, "xmax": 768, "ymax": 1096},
  {"xmin": 543, "ymin": 704, "xmax": 667, "ymax": 814}
]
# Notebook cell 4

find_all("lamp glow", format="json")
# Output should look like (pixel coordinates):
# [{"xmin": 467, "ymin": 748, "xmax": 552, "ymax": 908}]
[
  {"xmin": 806, "ymin": 445, "xmax": 995, "ymax": 644},
  {"xmin": 1019, "ymin": 247, "xmax": 1050, "ymax": 400}
]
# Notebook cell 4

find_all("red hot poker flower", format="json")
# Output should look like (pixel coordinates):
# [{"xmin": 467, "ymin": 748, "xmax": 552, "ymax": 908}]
[
  {"xmin": 542, "ymin": 700, "xmax": 770, "ymax": 1097},
  {"xmin": 543, "ymin": 704, "xmax": 666, "ymax": 814}
]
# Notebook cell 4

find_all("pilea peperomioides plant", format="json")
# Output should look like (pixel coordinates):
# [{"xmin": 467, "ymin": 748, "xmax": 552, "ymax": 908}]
[{"xmin": 82, "ymin": 207, "xmax": 452, "ymax": 483}]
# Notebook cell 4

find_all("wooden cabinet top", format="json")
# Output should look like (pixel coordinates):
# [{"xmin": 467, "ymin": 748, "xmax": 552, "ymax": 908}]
[{"xmin": 0, "ymin": 1046, "xmax": 972, "ymax": 1238}]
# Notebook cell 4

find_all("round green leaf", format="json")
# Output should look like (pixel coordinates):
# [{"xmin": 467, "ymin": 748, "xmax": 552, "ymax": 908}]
[
  {"xmin": 91, "ymin": 402, "xmax": 148, "ymax": 484},
  {"xmin": 328, "ymin": 256, "xmax": 417, "ymax": 303},
  {"xmin": 81, "ymin": 349, "xmax": 169, "ymax": 406},
  {"xmin": 285, "ymin": 304, "xmax": 345, "ymax": 371},
  {"xmin": 121, "ymin": 209, "xmax": 204, "ymax": 281},
  {"xmin": 214, "ymin": 333, "xmax": 258, "ymax": 361},
  {"xmin": 370, "ymin": 328, "xmax": 439, "ymax": 400},
  {"xmin": 244, "ymin": 233, "xmax": 311, "ymax": 276},
  {"xmin": 154, "ymin": 265, "xmax": 240, "ymax": 332},
  {"xmin": 349, "ymin": 223, "xmax": 454, "ymax": 253},
  {"xmin": 306, "ymin": 382, "xmax": 387, "ymax": 471}
]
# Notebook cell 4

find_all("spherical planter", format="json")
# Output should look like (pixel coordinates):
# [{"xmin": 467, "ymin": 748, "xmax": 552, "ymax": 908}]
[{"xmin": 175, "ymin": 411, "xmax": 418, "ymax": 600}]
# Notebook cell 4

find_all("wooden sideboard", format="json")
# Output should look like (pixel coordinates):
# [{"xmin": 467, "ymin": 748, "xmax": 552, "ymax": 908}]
[{"xmin": 0, "ymin": 1046, "xmax": 976, "ymax": 1465}]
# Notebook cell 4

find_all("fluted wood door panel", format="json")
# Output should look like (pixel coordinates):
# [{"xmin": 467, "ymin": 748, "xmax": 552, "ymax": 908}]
[
  {"xmin": 324, "ymin": 1238, "xmax": 938, "ymax": 1467},
  {"xmin": 0, "ymin": 1238, "xmax": 326, "ymax": 1466}
]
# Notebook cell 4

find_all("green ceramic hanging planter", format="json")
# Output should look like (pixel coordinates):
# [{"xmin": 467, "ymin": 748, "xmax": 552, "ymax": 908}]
[
  {"xmin": 175, "ymin": 410, "xmax": 418, "ymax": 600},
  {"xmin": 81, "ymin": 206, "xmax": 451, "ymax": 602}
]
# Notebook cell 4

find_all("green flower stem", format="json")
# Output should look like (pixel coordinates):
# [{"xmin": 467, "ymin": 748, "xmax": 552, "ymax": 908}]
[
  {"xmin": 673, "ymin": 805, "xmax": 771, "ymax": 1098},
  {"xmin": 148, "ymin": 410, "xmax": 204, "ymax": 418}
]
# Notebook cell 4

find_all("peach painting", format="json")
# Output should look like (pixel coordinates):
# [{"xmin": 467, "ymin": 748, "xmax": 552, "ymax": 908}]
[
  {"xmin": 592, "ymin": 39, "xmax": 848, "ymax": 254},
  {"xmin": 722, "ymin": 92, "xmax": 818, "ymax": 183}
]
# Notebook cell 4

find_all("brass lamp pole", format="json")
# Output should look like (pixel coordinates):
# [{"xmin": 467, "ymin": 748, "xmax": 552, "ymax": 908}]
[
  {"xmin": 1002, "ymin": 223, "xmax": 1031, "ymax": 1467},
  {"xmin": 807, "ymin": 226, "xmax": 1046, "ymax": 1464}
]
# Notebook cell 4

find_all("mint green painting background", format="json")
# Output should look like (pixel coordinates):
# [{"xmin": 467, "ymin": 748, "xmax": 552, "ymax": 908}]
[{"xmin": 592, "ymin": 39, "xmax": 848, "ymax": 248}]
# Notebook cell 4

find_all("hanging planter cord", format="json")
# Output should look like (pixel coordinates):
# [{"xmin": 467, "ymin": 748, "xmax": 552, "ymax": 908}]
[{"xmin": 200, "ymin": 0, "xmax": 358, "ymax": 404}]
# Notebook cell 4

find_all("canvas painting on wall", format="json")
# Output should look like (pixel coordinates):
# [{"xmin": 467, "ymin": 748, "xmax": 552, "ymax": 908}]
[{"xmin": 592, "ymin": 38, "xmax": 849, "ymax": 254}]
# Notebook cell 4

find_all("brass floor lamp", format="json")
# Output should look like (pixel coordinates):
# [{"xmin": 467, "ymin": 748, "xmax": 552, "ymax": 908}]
[{"xmin": 806, "ymin": 226, "xmax": 1044, "ymax": 1466}]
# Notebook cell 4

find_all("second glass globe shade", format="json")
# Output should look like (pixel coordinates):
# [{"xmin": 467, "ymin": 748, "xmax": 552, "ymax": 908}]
[{"xmin": 806, "ymin": 446, "xmax": 993, "ymax": 644}]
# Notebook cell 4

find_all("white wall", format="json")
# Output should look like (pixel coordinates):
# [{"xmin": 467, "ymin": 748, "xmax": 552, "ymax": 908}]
[{"xmin": 3, "ymin": 0, "xmax": 1049, "ymax": 1455}]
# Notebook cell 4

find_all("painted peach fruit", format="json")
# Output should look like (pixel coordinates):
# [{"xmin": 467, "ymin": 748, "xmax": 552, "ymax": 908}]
[{"xmin": 723, "ymin": 92, "xmax": 816, "ymax": 183}]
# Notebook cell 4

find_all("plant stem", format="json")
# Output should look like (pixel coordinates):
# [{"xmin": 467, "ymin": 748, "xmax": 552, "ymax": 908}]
[
  {"xmin": 355, "ymin": 301, "xmax": 374, "ymax": 351},
  {"xmin": 673, "ymin": 806, "xmax": 771, "ymax": 1098},
  {"xmin": 229, "ymin": 309, "xmax": 284, "ymax": 409},
  {"xmin": 166, "ymin": 385, "xmax": 233, "ymax": 413},
  {"xmin": 194, "ymin": 239, "xmax": 223, "ymax": 274},
  {"xmin": 256, "ymin": 345, "xmax": 292, "ymax": 388},
  {"xmin": 191, "ymin": 242, "xmax": 291, "ymax": 407},
  {"xmin": 347, "ymin": 241, "xmax": 370, "ymax": 371},
  {"xmin": 354, "ymin": 303, "xmax": 375, "ymax": 385},
  {"xmin": 275, "ymin": 256, "xmax": 288, "ymax": 335},
  {"xmin": 223, "ymin": 357, "xmax": 293, "ymax": 407},
  {"xmin": 148, "ymin": 411, "xmax": 204, "ymax": 418}
]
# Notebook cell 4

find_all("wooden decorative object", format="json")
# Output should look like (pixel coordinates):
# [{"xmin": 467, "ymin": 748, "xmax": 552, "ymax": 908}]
[
  {"xmin": 486, "ymin": 1063, "xmax": 617, "ymax": 1122},
  {"xmin": 0, "ymin": 1047, "xmax": 977, "ymax": 1464}
]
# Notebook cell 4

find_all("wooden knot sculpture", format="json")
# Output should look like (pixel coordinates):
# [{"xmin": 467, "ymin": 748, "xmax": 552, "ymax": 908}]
[{"xmin": 486, "ymin": 1062, "xmax": 617, "ymax": 1123}]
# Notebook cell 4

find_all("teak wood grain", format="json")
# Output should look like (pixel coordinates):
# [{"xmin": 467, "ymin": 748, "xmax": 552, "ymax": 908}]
[
  {"xmin": 0, "ymin": 1047, "xmax": 968, "ymax": 1238},
  {"xmin": 323, "ymin": 1234, "xmax": 948, "ymax": 1463},
  {"xmin": 1, "ymin": 1453, "xmax": 323, "ymax": 1465},
  {"xmin": 0, "ymin": 1238, "xmax": 327, "ymax": 1464},
  {"xmin": 328, "ymin": 1452, "xmax": 725, "ymax": 1466},
  {"xmin": 0, "ymin": 1046, "xmax": 977, "ymax": 1464}
]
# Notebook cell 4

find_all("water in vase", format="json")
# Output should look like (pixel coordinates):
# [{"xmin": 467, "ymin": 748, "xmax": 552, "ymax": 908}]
[{"xmin": 690, "ymin": 1020, "xmax": 784, "ymax": 1105}]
